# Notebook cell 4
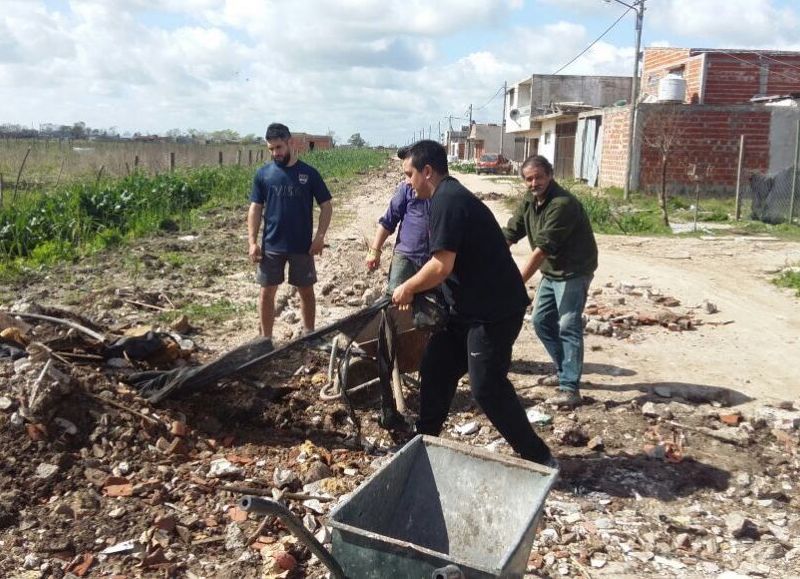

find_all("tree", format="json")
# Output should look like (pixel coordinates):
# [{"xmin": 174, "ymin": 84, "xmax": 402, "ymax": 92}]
[
  {"xmin": 326, "ymin": 129, "xmax": 338, "ymax": 147},
  {"xmin": 70, "ymin": 121, "xmax": 87, "ymax": 140},
  {"xmin": 642, "ymin": 107, "xmax": 688, "ymax": 228},
  {"xmin": 348, "ymin": 133, "xmax": 367, "ymax": 148}
]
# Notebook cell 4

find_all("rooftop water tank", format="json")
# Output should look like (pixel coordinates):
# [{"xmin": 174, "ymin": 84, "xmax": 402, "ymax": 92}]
[{"xmin": 658, "ymin": 74, "xmax": 686, "ymax": 103}]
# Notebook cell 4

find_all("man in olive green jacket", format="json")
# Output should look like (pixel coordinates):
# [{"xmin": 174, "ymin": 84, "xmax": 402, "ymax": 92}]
[{"xmin": 503, "ymin": 155, "xmax": 598, "ymax": 408}]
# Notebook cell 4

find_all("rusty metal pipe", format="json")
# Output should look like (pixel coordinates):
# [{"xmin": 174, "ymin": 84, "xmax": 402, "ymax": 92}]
[{"xmin": 239, "ymin": 496, "xmax": 345, "ymax": 579}]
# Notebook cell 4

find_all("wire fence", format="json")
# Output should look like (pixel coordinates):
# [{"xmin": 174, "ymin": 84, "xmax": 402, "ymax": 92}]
[
  {"xmin": 743, "ymin": 163, "xmax": 799, "ymax": 225},
  {"xmin": 0, "ymin": 138, "xmax": 266, "ymax": 204}
]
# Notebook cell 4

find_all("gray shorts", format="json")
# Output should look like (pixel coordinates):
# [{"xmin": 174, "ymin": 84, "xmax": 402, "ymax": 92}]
[{"xmin": 257, "ymin": 252, "xmax": 317, "ymax": 287}]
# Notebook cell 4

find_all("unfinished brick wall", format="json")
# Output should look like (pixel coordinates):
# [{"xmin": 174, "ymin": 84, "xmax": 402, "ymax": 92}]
[
  {"xmin": 291, "ymin": 134, "xmax": 333, "ymax": 155},
  {"xmin": 636, "ymin": 104, "xmax": 771, "ymax": 195},
  {"xmin": 704, "ymin": 53, "xmax": 800, "ymax": 104},
  {"xmin": 598, "ymin": 106, "xmax": 631, "ymax": 189}
]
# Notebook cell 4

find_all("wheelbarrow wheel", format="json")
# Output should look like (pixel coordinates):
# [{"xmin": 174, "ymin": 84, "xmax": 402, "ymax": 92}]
[{"xmin": 320, "ymin": 356, "xmax": 380, "ymax": 401}]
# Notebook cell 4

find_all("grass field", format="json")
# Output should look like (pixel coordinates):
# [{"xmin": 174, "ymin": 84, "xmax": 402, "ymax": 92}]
[{"xmin": 0, "ymin": 146, "xmax": 388, "ymax": 277}]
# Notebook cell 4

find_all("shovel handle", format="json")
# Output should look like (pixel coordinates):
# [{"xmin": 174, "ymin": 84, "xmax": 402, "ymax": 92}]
[{"xmin": 239, "ymin": 496, "xmax": 346, "ymax": 579}]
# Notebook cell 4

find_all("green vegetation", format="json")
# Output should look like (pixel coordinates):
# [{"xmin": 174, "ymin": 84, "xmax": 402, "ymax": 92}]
[
  {"xmin": 158, "ymin": 299, "xmax": 253, "ymax": 325},
  {"xmin": 503, "ymin": 177, "xmax": 798, "ymax": 238},
  {"xmin": 0, "ymin": 148, "xmax": 389, "ymax": 277},
  {"xmin": 773, "ymin": 266, "xmax": 800, "ymax": 296},
  {"xmin": 450, "ymin": 162, "xmax": 476, "ymax": 174}
]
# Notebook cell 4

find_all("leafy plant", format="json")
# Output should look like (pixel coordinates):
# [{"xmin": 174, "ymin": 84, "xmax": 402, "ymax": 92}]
[{"xmin": 773, "ymin": 267, "xmax": 800, "ymax": 296}]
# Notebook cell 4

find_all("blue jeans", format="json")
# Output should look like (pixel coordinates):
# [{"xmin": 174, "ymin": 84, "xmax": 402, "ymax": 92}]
[
  {"xmin": 532, "ymin": 275, "xmax": 593, "ymax": 393},
  {"xmin": 386, "ymin": 253, "xmax": 422, "ymax": 294}
]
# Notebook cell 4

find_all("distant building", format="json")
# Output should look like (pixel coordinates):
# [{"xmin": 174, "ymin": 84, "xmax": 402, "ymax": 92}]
[
  {"xmin": 504, "ymin": 74, "xmax": 633, "ymax": 175},
  {"xmin": 290, "ymin": 132, "xmax": 333, "ymax": 155},
  {"xmin": 467, "ymin": 123, "xmax": 516, "ymax": 161},
  {"xmin": 445, "ymin": 126, "xmax": 469, "ymax": 160}
]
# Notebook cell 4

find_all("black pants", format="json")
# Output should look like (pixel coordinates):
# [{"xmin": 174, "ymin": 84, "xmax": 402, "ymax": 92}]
[{"xmin": 416, "ymin": 311, "xmax": 552, "ymax": 463}]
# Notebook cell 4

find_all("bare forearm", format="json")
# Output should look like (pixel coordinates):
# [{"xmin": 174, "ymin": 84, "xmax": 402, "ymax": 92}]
[
  {"xmin": 405, "ymin": 257, "xmax": 449, "ymax": 294},
  {"xmin": 247, "ymin": 204, "xmax": 262, "ymax": 244},
  {"xmin": 520, "ymin": 248, "xmax": 548, "ymax": 283},
  {"xmin": 315, "ymin": 202, "xmax": 332, "ymax": 240}
]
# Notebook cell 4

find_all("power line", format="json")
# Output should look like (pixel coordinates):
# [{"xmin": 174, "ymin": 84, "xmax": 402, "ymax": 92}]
[
  {"xmin": 475, "ymin": 85, "xmax": 505, "ymax": 111},
  {"xmin": 743, "ymin": 51, "xmax": 800, "ymax": 75},
  {"xmin": 714, "ymin": 49, "xmax": 800, "ymax": 84},
  {"xmin": 551, "ymin": 9, "xmax": 629, "ymax": 75}
]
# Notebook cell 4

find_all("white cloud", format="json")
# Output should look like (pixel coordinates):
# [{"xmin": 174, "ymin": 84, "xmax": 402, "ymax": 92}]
[
  {"xmin": 648, "ymin": 0, "xmax": 800, "ymax": 49},
  {"xmin": 1, "ymin": 0, "xmax": 798, "ymax": 145}
]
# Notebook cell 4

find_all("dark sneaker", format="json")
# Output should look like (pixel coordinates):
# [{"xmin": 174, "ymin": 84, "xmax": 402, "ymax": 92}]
[
  {"xmin": 537, "ymin": 374, "xmax": 560, "ymax": 387},
  {"xmin": 545, "ymin": 389, "xmax": 582, "ymax": 408}
]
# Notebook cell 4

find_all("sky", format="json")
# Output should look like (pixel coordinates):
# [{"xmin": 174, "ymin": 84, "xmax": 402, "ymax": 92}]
[{"xmin": 2, "ymin": 0, "xmax": 799, "ymax": 146}]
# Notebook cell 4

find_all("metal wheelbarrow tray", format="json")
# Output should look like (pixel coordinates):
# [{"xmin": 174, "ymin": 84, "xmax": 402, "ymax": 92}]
[{"xmin": 327, "ymin": 435, "xmax": 557, "ymax": 578}]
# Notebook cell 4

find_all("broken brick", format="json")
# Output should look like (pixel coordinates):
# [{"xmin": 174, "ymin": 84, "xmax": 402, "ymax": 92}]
[
  {"xmin": 720, "ymin": 413, "xmax": 743, "ymax": 426},
  {"xmin": 66, "ymin": 552, "xmax": 94, "ymax": 577},
  {"xmin": 170, "ymin": 420, "xmax": 187, "ymax": 437},
  {"xmin": 104, "ymin": 484, "xmax": 134, "ymax": 498},
  {"xmin": 26, "ymin": 423, "xmax": 48, "ymax": 441},
  {"xmin": 153, "ymin": 514, "xmax": 177, "ymax": 533},
  {"xmin": 227, "ymin": 507, "xmax": 248, "ymax": 523}
]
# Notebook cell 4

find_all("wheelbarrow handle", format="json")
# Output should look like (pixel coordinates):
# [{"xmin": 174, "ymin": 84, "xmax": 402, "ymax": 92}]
[{"xmin": 240, "ymin": 496, "xmax": 346, "ymax": 579}]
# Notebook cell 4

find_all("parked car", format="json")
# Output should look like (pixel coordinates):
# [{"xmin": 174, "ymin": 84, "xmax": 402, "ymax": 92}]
[{"xmin": 476, "ymin": 153, "xmax": 513, "ymax": 175}]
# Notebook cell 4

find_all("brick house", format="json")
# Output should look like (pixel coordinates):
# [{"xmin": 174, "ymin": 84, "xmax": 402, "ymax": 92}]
[
  {"xmin": 587, "ymin": 48, "xmax": 800, "ymax": 195},
  {"xmin": 289, "ymin": 133, "xmax": 333, "ymax": 155}
]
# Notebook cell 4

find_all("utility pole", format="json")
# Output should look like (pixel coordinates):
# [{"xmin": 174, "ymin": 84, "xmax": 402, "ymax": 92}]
[
  {"xmin": 467, "ymin": 104, "xmax": 473, "ymax": 160},
  {"xmin": 500, "ymin": 81, "xmax": 508, "ymax": 156},
  {"xmin": 607, "ymin": 0, "xmax": 646, "ymax": 200},
  {"xmin": 438, "ymin": 121, "xmax": 441, "ymax": 144}
]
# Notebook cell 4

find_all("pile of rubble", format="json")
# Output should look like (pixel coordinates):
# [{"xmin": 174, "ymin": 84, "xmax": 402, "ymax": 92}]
[
  {"xmin": 583, "ymin": 281, "xmax": 722, "ymax": 339},
  {"xmin": 1, "ymin": 197, "xmax": 799, "ymax": 578}
]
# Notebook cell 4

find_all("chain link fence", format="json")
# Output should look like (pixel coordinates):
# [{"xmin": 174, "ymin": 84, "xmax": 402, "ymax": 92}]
[
  {"xmin": 738, "ymin": 118, "xmax": 800, "ymax": 226},
  {"xmin": 745, "ymin": 164, "xmax": 799, "ymax": 224}
]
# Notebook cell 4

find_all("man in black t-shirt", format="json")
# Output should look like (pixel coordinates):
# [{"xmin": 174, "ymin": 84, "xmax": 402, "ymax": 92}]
[{"xmin": 392, "ymin": 140, "xmax": 555, "ymax": 467}]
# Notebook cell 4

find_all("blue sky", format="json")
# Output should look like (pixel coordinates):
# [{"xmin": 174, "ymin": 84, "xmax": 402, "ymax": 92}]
[{"xmin": 3, "ymin": 0, "xmax": 799, "ymax": 146}]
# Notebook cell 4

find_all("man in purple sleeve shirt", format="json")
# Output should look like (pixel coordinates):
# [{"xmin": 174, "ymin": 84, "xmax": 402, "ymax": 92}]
[{"xmin": 366, "ymin": 147, "xmax": 431, "ymax": 292}]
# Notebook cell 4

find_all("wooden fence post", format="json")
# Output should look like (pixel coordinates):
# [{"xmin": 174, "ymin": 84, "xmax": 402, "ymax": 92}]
[
  {"xmin": 218, "ymin": 151, "xmax": 224, "ymax": 166},
  {"xmin": 169, "ymin": 151, "xmax": 176, "ymax": 173},
  {"xmin": 236, "ymin": 149, "xmax": 242, "ymax": 166},
  {"xmin": 13, "ymin": 146, "xmax": 32, "ymax": 204},
  {"xmin": 734, "ymin": 134, "xmax": 745, "ymax": 221},
  {"xmin": 134, "ymin": 155, "xmax": 140, "ymax": 168},
  {"xmin": 248, "ymin": 150, "xmax": 253, "ymax": 165}
]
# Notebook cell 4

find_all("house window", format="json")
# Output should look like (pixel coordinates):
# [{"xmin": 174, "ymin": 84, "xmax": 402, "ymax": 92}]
[
  {"xmin": 544, "ymin": 132, "xmax": 551, "ymax": 144},
  {"xmin": 668, "ymin": 65, "xmax": 685, "ymax": 78},
  {"xmin": 508, "ymin": 87, "xmax": 516, "ymax": 107}
]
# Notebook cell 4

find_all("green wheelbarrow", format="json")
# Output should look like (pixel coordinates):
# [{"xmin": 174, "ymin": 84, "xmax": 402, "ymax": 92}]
[{"xmin": 241, "ymin": 435, "xmax": 558, "ymax": 578}]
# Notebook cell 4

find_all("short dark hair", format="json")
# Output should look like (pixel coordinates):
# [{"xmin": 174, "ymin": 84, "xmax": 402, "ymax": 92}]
[
  {"xmin": 521, "ymin": 154, "xmax": 553, "ymax": 176},
  {"xmin": 406, "ymin": 140, "xmax": 448, "ymax": 175},
  {"xmin": 396, "ymin": 145, "xmax": 410, "ymax": 160},
  {"xmin": 265, "ymin": 123, "xmax": 291, "ymax": 141}
]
